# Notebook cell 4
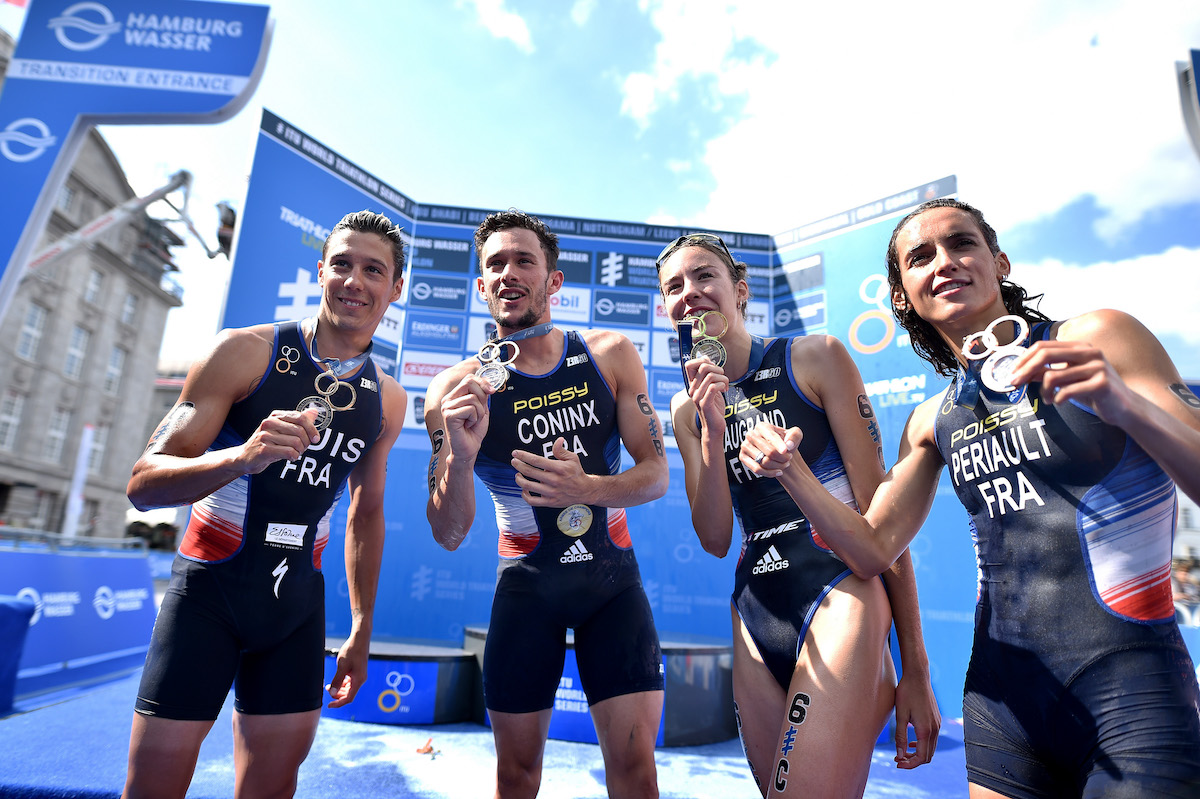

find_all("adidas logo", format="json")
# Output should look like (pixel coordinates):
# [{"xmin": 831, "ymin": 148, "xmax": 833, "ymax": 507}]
[
  {"xmin": 752, "ymin": 545, "xmax": 789, "ymax": 575},
  {"xmin": 560, "ymin": 539, "xmax": 594, "ymax": 564}
]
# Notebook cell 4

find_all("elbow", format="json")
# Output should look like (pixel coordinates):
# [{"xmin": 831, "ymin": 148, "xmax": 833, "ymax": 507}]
[
  {"xmin": 649, "ymin": 472, "xmax": 669, "ymax": 502},
  {"xmin": 844, "ymin": 549, "xmax": 894, "ymax": 581},
  {"xmin": 696, "ymin": 526, "xmax": 731, "ymax": 558},
  {"xmin": 435, "ymin": 533, "xmax": 463, "ymax": 552},
  {"xmin": 428, "ymin": 518, "xmax": 464, "ymax": 552},
  {"xmin": 126, "ymin": 481, "xmax": 154, "ymax": 513}
]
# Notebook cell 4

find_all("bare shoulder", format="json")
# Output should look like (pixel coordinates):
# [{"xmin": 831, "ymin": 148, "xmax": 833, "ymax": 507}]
[
  {"xmin": 379, "ymin": 373, "xmax": 408, "ymax": 413},
  {"xmin": 906, "ymin": 393, "xmax": 945, "ymax": 448},
  {"xmin": 788, "ymin": 334, "xmax": 860, "ymax": 402},
  {"xmin": 580, "ymin": 327, "xmax": 635, "ymax": 359},
  {"xmin": 183, "ymin": 324, "xmax": 276, "ymax": 403},
  {"xmin": 375, "ymin": 373, "xmax": 407, "ymax": 442},
  {"xmin": 1055, "ymin": 308, "xmax": 1147, "ymax": 344}
]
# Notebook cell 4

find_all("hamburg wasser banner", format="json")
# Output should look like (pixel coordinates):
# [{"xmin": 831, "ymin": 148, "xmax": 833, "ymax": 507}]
[{"xmin": 0, "ymin": 0, "xmax": 272, "ymax": 324}]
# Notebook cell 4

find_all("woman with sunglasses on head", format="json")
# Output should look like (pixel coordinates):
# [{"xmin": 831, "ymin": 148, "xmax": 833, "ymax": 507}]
[
  {"xmin": 656, "ymin": 233, "xmax": 940, "ymax": 798},
  {"xmin": 740, "ymin": 199, "xmax": 1200, "ymax": 798}
]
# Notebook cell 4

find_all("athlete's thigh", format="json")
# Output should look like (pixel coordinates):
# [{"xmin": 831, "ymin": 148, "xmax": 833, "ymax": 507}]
[
  {"xmin": 730, "ymin": 606, "xmax": 786, "ymax": 795},
  {"xmin": 573, "ymin": 583, "xmax": 664, "ymax": 705},
  {"xmin": 484, "ymin": 586, "xmax": 567, "ymax": 714},
  {"xmin": 769, "ymin": 575, "xmax": 895, "ymax": 799},
  {"xmin": 123, "ymin": 713, "xmax": 215, "ymax": 799},
  {"xmin": 1078, "ymin": 645, "xmax": 1200, "ymax": 798},
  {"xmin": 135, "ymin": 580, "xmax": 240, "ymax": 721},
  {"xmin": 234, "ymin": 600, "xmax": 324, "ymax": 715},
  {"xmin": 232, "ymin": 708, "xmax": 321, "ymax": 799}
]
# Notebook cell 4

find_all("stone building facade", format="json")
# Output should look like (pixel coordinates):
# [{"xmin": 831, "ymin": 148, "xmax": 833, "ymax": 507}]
[{"xmin": 0, "ymin": 28, "xmax": 184, "ymax": 537}]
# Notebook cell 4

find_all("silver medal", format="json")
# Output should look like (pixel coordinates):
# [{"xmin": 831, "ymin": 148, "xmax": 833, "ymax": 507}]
[
  {"xmin": 477, "ymin": 361, "xmax": 510, "ymax": 390},
  {"xmin": 296, "ymin": 395, "xmax": 335, "ymax": 432},
  {"xmin": 981, "ymin": 350, "xmax": 1021, "ymax": 393},
  {"xmin": 690, "ymin": 337, "xmax": 727, "ymax": 366}
]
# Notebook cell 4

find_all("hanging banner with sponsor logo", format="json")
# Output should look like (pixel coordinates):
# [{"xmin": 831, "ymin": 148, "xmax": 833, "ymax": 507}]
[
  {"xmin": 222, "ymin": 108, "xmax": 415, "ymax": 381},
  {"xmin": 0, "ymin": 0, "xmax": 272, "ymax": 325},
  {"xmin": 0, "ymin": 547, "xmax": 156, "ymax": 697}
]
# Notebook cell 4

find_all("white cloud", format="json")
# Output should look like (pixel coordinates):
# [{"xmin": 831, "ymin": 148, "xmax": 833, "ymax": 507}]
[
  {"xmin": 1014, "ymin": 245, "xmax": 1200, "ymax": 353},
  {"xmin": 461, "ymin": 0, "xmax": 535, "ymax": 54},
  {"xmin": 570, "ymin": 0, "xmax": 597, "ymax": 27},
  {"xmin": 625, "ymin": 0, "xmax": 1200, "ymax": 239}
]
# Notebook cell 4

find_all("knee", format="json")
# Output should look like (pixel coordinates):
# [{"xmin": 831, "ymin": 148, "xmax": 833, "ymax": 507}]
[
  {"xmin": 495, "ymin": 759, "xmax": 541, "ymax": 798},
  {"xmin": 607, "ymin": 763, "xmax": 659, "ymax": 799}
]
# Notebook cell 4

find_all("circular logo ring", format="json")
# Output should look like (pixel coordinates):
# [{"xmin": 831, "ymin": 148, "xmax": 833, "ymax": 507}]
[
  {"xmin": 314, "ymin": 371, "xmax": 358, "ymax": 410},
  {"xmin": 275, "ymin": 346, "xmax": 301, "ymax": 374},
  {"xmin": 963, "ymin": 314, "xmax": 1029, "ymax": 361},
  {"xmin": 848, "ymin": 309, "xmax": 895, "ymax": 355},
  {"xmin": 684, "ymin": 310, "xmax": 729, "ymax": 339},
  {"xmin": 478, "ymin": 340, "xmax": 520, "ymax": 366}
]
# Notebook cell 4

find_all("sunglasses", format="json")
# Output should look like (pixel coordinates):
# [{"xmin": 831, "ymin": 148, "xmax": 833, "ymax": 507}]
[{"xmin": 655, "ymin": 232, "xmax": 734, "ymax": 270}]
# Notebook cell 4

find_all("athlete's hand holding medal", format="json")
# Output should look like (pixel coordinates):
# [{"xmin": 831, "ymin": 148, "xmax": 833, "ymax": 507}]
[
  {"xmin": 956, "ymin": 315, "xmax": 1030, "ymax": 408},
  {"xmin": 680, "ymin": 309, "xmax": 730, "ymax": 368},
  {"xmin": 678, "ymin": 309, "xmax": 732, "ymax": 434},
  {"xmin": 475, "ymin": 338, "xmax": 520, "ymax": 390}
]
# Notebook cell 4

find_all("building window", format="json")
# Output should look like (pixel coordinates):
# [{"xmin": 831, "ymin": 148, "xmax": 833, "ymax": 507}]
[
  {"xmin": 120, "ymin": 292, "xmax": 139, "ymax": 325},
  {"xmin": 57, "ymin": 184, "xmax": 75, "ymax": 213},
  {"xmin": 1184, "ymin": 507, "xmax": 1195, "ymax": 530},
  {"xmin": 104, "ymin": 346, "xmax": 126, "ymax": 394},
  {"xmin": 64, "ymin": 325, "xmax": 90, "ymax": 379},
  {"xmin": 44, "ymin": 408, "xmax": 71, "ymax": 464},
  {"xmin": 0, "ymin": 391, "xmax": 24, "ymax": 452},
  {"xmin": 16, "ymin": 302, "xmax": 48, "ymax": 360},
  {"xmin": 84, "ymin": 268, "xmax": 104, "ymax": 304},
  {"xmin": 87, "ymin": 423, "xmax": 109, "ymax": 474}
]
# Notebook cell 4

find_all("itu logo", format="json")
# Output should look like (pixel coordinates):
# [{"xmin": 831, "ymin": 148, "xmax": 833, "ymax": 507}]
[
  {"xmin": 0, "ymin": 118, "xmax": 57, "ymax": 163},
  {"xmin": 49, "ymin": 2, "xmax": 121, "ymax": 52}
]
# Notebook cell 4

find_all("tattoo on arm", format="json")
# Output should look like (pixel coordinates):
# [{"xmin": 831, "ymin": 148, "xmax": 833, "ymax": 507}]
[
  {"xmin": 638, "ymin": 394, "xmax": 665, "ymax": 456},
  {"xmin": 1170, "ymin": 383, "xmax": 1200, "ymax": 410},
  {"xmin": 145, "ymin": 401, "xmax": 195, "ymax": 453},
  {"xmin": 857, "ymin": 394, "xmax": 875, "ymax": 419},
  {"xmin": 637, "ymin": 393, "xmax": 653, "ymax": 416},
  {"xmin": 427, "ymin": 428, "xmax": 445, "ymax": 496},
  {"xmin": 648, "ymin": 418, "xmax": 664, "ymax": 457}
]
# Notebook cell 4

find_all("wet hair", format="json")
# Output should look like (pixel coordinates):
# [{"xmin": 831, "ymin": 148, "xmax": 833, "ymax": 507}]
[
  {"xmin": 474, "ymin": 209, "xmax": 560, "ymax": 273},
  {"xmin": 323, "ymin": 210, "xmax": 406, "ymax": 281},
  {"xmin": 885, "ymin": 198, "xmax": 1050, "ymax": 377},
  {"xmin": 656, "ymin": 235, "xmax": 752, "ymax": 317}
]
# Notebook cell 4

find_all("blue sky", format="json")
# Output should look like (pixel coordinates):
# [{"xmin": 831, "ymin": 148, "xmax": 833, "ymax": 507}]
[{"xmin": 3, "ymin": 0, "xmax": 1200, "ymax": 375}]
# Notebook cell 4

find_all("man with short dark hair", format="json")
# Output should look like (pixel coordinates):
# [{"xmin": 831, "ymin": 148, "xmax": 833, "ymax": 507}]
[
  {"xmin": 426, "ymin": 209, "xmax": 669, "ymax": 798},
  {"xmin": 122, "ymin": 210, "xmax": 408, "ymax": 799}
]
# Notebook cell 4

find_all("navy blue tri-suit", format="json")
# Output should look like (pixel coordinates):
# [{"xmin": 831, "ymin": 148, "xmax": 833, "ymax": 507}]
[
  {"xmin": 722, "ymin": 336, "xmax": 863, "ymax": 692},
  {"xmin": 473, "ymin": 329, "xmax": 663, "ymax": 714},
  {"xmin": 135, "ymin": 321, "xmax": 383, "ymax": 721},
  {"xmin": 934, "ymin": 321, "xmax": 1200, "ymax": 798}
]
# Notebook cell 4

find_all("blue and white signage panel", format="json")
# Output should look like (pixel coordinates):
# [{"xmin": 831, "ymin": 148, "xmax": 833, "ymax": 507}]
[
  {"xmin": 0, "ymin": 0, "xmax": 271, "ymax": 326},
  {"xmin": 221, "ymin": 109, "xmax": 416, "ymax": 377}
]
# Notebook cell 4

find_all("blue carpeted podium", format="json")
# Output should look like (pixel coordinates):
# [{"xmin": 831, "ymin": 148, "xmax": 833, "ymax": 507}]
[{"xmin": 319, "ymin": 628, "xmax": 737, "ymax": 748}]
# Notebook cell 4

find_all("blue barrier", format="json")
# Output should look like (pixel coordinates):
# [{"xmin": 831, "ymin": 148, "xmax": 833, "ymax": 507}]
[
  {"xmin": 0, "ymin": 533, "xmax": 156, "ymax": 699},
  {"xmin": 0, "ymin": 595, "xmax": 35, "ymax": 715}
]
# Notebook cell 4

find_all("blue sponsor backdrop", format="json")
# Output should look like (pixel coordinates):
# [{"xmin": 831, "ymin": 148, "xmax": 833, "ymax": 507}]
[
  {"xmin": 224, "ymin": 109, "xmax": 972, "ymax": 715},
  {"xmin": 0, "ymin": 547, "xmax": 156, "ymax": 696},
  {"xmin": 0, "ymin": 0, "xmax": 271, "ymax": 324}
]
